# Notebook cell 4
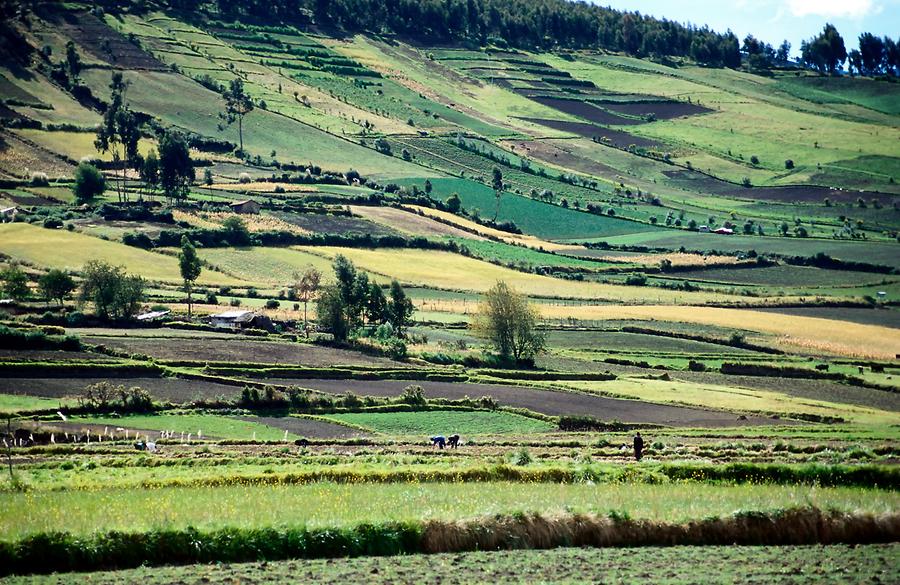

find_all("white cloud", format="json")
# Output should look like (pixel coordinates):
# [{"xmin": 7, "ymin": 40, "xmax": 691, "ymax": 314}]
[{"xmin": 787, "ymin": 0, "xmax": 877, "ymax": 18}]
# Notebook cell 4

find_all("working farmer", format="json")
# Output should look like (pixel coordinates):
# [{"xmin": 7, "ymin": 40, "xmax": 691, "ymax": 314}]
[{"xmin": 633, "ymin": 432, "xmax": 644, "ymax": 461}]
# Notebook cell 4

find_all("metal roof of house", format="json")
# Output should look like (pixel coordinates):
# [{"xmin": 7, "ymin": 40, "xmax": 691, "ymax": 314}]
[{"xmin": 211, "ymin": 310, "xmax": 255, "ymax": 320}]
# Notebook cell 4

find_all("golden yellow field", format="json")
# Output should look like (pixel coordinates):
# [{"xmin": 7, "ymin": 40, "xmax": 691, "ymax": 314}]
[
  {"xmin": 550, "ymin": 378, "xmax": 897, "ymax": 425},
  {"xmin": 534, "ymin": 304, "xmax": 900, "ymax": 359},
  {"xmin": 0, "ymin": 223, "xmax": 243, "ymax": 285},
  {"xmin": 209, "ymin": 182, "xmax": 319, "ymax": 193},
  {"xmin": 174, "ymin": 211, "xmax": 309, "ymax": 234},
  {"xmin": 299, "ymin": 246, "xmax": 741, "ymax": 304}
]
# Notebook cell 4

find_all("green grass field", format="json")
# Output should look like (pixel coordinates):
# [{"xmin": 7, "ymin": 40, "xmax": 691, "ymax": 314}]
[
  {"xmin": 77, "ymin": 68, "xmax": 431, "ymax": 179},
  {"xmin": 76, "ymin": 414, "xmax": 301, "ymax": 441},
  {"xmin": 319, "ymin": 410, "xmax": 553, "ymax": 435},
  {"xmin": 400, "ymin": 177, "xmax": 663, "ymax": 241},
  {"xmin": 1, "ymin": 481, "xmax": 892, "ymax": 539}
]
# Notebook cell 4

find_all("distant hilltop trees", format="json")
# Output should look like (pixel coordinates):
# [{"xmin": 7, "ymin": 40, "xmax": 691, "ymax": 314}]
[
  {"xmin": 154, "ymin": 0, "xmax": 746, "ymax": 65},
  {"xmin": 17, "ymin": 0, "xmax": 898, "ymax": 76}
]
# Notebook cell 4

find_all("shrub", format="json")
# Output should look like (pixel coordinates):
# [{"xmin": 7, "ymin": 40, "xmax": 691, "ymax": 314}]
[
  {"xmin": 688, "ymin": 360, "xmax": 707, "ymax": 372},
  {"xmin": 785, "ymin": 159, "xmax": 794, "ymax": 169},
  {"xmin": 123, "ymin": 232, "xmax": 154, "ymax": 249},
  {"xmin": 72, "ymin": 163, "xmax": 105, "ymax": 203},
  {"xmin": 265, "ymin": 299, "xmax": 280, "ymax": 309},
  {"xmin": 399, "ymin": 384, "xmax": 426, "ymax": 406},
  {"xmin": 30, "ymin": 171, "xmax": 49, "ymax": 186},
  {"xmin": 510, "ymin": 447, "xmax": 532, "ymax": 466}
]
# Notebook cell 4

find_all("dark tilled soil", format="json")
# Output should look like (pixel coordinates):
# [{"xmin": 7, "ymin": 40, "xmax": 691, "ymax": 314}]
[
  {"xmin": 0, "ymin": 349, "xmax": 111, "ymax": 362},
  {"xmin": 48, "ymin": 12, "xmax": 167, "ymax": 71},
  {"xmin": 662, "ymin": 169, "xmax": 895, "ymax": 204},
  {"xmin": 752, "ymin": 307, "xmax": 900, "ymax": 329},
  {"xmin": 257, "ymin": 378, "xmax": 779, "ymax": 427},
  {"xmin": 499, "ymin": 139, "xmax": 624, "ymax": 181},
  {"xmin": 599, "ymin": 100, "xmax": 712, "ymax": 119},
  {"xmin": 530, "ymin": 97, "xmax": 643, "ymax": 125},
  {"xmin": 81, "ymin": 335, "xmax": 400, "ymax": 367},
  {"xmin": 270, "ymin": 212, "xmax": 402, "ymax": 237},
  {"xmin": 237, "ymin": 416, "xmax": 366, "ymax": 439},
  {"xmin": 520, "ymin": 118, "xmax": 664, "ymax": 149},
  {"xmin": 20, "ymin": 543, "xmax": 897, "ymax": 585},
  {"xmin": 0, "ymin": 377, "xmax": 243, "ymax": 403}
]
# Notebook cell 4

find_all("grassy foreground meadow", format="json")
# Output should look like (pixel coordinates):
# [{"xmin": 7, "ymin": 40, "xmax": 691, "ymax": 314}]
[{"xmin": 0, "ymin": 0, "xmax": 898, "ymax": 581}]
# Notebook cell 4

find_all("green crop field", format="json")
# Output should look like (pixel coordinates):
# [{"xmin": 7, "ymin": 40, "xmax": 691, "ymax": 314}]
[
  {"xmin": 319, "ymin": 410, "xmax": 554, "ymax": 435},
  {"xmin": 73, "ymin": 414, "xmax": 304, "ymax": 441}
]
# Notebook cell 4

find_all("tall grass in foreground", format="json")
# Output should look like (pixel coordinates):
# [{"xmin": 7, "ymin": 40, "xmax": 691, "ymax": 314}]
[
  {"xmin": 1, "ymin": 507, "xmax": 897, "ymax": 577},
  {"xmin": 2, "ymin": 482, "xmax": 897, "ymax": 540}
]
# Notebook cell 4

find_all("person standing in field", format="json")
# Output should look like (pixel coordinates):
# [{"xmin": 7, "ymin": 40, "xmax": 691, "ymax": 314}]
[{"xmin": 633, "ymin": 432, "xmax": 644, "ymax": 461}]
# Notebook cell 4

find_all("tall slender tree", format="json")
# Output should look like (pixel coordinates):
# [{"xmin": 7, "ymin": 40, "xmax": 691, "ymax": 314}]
[
  {"xmin": 491, "ymin": 167, "xmax": 503, "ymax": 222},
  {"xmin": 293, "ymin": 266, "xmax": 322, "ymax": 338},
  {"xmin": 178, "ymin": 236, "xmax": 202, "ymax": 318},
  {"xmin": 95, "ymin": 73, "xmax": 140, "ymax": 202},
  {"xmin": 222, "ymin": 78, "xmax": 254, "ymax": 155}
]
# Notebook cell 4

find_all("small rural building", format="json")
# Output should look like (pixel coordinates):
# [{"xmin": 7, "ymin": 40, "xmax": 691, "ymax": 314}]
[
  {"xmin": 209, "ymin": 310, "xmax": 274, "ymax": 332},
  {"xmin": 229, "ymin": 199, "xmax": 260, "ymax": 214}
]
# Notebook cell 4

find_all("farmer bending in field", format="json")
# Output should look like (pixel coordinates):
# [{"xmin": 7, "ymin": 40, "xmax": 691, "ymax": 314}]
[
  {"xmin": 430, "ymin": 435, "xmax": 446, "ymax": 449},
  {"xmin": 447, "ymin": 434, "xmax": 460, "ymax": 448},
  {"xmin": 633, "ymin": 432, "xmax": 644, "ymax": 461}
]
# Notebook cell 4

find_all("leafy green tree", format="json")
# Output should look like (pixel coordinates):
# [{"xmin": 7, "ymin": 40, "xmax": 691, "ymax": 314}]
[
  {"xmin": 38, "ymin": 269, "xmax": 75, "ymax": 306},
  {"xmin": 79, "ymin": 260, "xmax": 144, "ymax": 320},
  {"xmin": 222, "ymin": 77, "xmax": 254, "ymax": 155},
  {"xmin": 316, "ymin": 256, "xmax": 373, "ymax": 341},
  {"xmin": 316, "ymin": 285, "xmax": 348, "ymax": 341},
  {"xmin": 73, "ymin": 162, "xmax": 105, "ymax": 204},
  {"xmin": 1, "ymin": 266, "xmax": 29, "ymax": 300},
  {"xmin": 858, "ymin": 32, "xmax": 885, "ymax": 75},
  {"xmin": 776, "ymin": 40, "xmax": 791, "ymax": 62},
  {"xmin": 365, "ymin": 282, "xmax": 387, "ymax": 326},
  {"xmin": 472, "ymin": 281, "xmax": 545, "ymax": 364},
  {"xmin": 222, "ymin": 215, "xmax": 251, "ymax": 246},
  {"xmin": 178, "ymin": 236, "xmax": 202, "ymax": 318},
  {"xmin": 140, "ymin": 149, "xmax": 160, "ymax": 199},
  {"xmin": 386, "ymin": 279, "xmax": 414, "ymax": 337},
  {"xmin": 445, "ymin": 192, "xmax": 462, "ymax": 213},
  {"xmin": 158, "ymin": 130, "xmax": 194, "ymax": 202},
  {"xmin": 65, "ymin": 40, "xmax": 80, "ymax": 80},
  {"xmin": 801, "ymin": 24, "xmax": 847, "ymax": 74}
]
